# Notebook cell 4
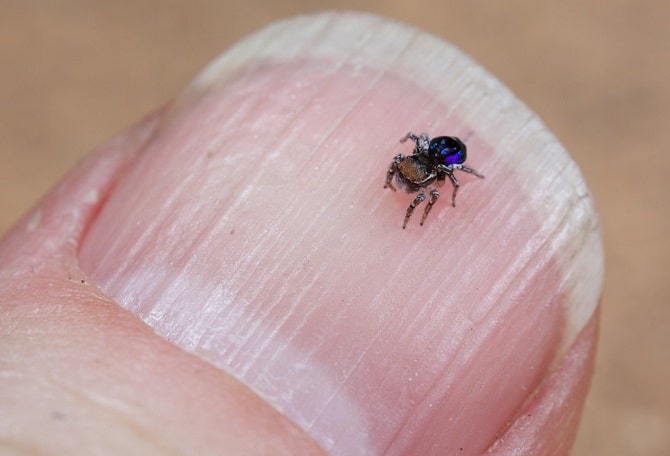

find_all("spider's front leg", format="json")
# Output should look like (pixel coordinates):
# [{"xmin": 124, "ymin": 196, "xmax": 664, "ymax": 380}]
[
  {"xmin": 384, "ymin": 154, "xmax": 403, "ymax": 191},
  {"xmin": 403, "ymin": 191, "xmax": 426, "ymax": 229},
  {"xmin": 399, "ymin": 132, "xmax": 429, "ymax": 152},
  {"xmin": 420, "ymin": 189, "xmax": 440, "ymax": 226},
  {"xmin": 399, "ymin": 131, "xmax": 419, "ymax": 144}
]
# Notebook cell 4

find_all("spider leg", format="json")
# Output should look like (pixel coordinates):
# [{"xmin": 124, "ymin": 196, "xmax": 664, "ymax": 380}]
[
  {"xmin": 458, "ymin": 164, "xmax": 485, "ymax": 179},
  {"xmin": 403, "ymin": 191, "xmax": 426, "ymax": 229},
  {"xmin": 399, "ymin": 132, "xmax": 420, "ymax": 144},
  {"xmin": 399, "ymin": 132, "xmax": 429, "ymax": 152},
  {"xmin": 445, "ymin": 165, "xmax": 484, "ymax": 206},
  {"xmin": 445, "ymin": 170, "xmax": 460, "ymax": 207},
  {"xmin": 420, "ymin": 189, "xmax": 440, "ymax": 226},
  {"xmin": 384, "ymin": 154, "xmax": 402, "ymax": 191},
  {"xmin": 420, "ymin": 132, "xmax": 430, "ymax": 148}
]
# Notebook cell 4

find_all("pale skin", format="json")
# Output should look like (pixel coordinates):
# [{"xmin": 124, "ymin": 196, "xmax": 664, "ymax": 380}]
[{"xmin": 0, "ymin": 13, "xmax": 602, "ymax": 455}]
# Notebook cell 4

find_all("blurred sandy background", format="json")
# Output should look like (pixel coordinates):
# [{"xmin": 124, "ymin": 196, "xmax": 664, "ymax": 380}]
[{"xmin": 1, "ymin": 2, "xmax": 668, "ymax": 454}]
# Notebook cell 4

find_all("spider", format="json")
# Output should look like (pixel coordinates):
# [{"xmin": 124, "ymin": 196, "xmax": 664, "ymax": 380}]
[{"xmin": 384, "ymin": 132, "xmax": 484, "ymax": 229}]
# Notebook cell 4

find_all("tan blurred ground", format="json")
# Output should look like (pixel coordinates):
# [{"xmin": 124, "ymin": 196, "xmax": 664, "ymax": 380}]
[{"xmin": 1, "ymin": 2, "xmax": 668, "ymax": 454}]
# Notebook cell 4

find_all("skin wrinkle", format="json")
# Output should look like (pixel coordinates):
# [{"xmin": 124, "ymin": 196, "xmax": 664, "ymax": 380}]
[
  {"xmin": 44, "ymin": 380, "xmax": 164, "ymax": 451},
  {"xmin": 2, "ymin": 310, "xmax": 168, "ymax": 454}
]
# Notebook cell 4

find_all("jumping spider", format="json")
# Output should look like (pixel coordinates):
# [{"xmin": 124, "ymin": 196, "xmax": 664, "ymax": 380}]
[{"xmin": 384, "ymin": 132, "xmax": 484, "ymax": 229}]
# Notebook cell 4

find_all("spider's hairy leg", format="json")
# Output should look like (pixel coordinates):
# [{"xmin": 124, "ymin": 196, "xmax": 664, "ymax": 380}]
[
  {"xmin": 420, "ymin": 189, "xmax": 440, "ymax": 226},
  {"xmin": 459, "ymin": 164, "xmax": 485, "ymax": 179},
  {"xmin": 399, "ymin": 131, "xmax": 419, "ymax": 144},
  {"xmin": 447, "ymin": 164, "xmax": 485, "ymax": 206},
  {"xmin": 403, "ymin": 191, "xmax": 426, "ymax": 229},
  {"xmin": 446, "ymin": 170, "xmax": 460, "ymax": 207},
  {"xmin": 384, "ymin": 154, "xmax": 403, "ymax": 191}
]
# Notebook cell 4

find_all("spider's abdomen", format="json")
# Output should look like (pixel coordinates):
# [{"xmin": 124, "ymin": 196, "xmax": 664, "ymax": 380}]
[{"xmin": 429, "ymin": 136, "xmax": 467, "ymax": 165}]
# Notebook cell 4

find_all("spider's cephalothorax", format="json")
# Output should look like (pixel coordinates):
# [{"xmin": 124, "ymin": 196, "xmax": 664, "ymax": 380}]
[{"xmin": 384, "ymin": 132, "xmax": 484, "ymax": 229}]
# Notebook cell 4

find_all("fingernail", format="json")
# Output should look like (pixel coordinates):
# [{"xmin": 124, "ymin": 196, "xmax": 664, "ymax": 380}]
[{"xmin": 80, "ymin": 12, "xmax": 603, "ymax": 454}]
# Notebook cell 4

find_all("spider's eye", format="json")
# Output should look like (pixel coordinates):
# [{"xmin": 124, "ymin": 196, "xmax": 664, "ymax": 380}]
[{"xmin": 429, "ymin": 136, "xmax": 467, "ymax": 165}]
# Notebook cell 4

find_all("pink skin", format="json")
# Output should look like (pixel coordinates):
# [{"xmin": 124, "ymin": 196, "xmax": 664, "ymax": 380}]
[{"xmin": 0, "ymin": 13, "xmax": 601, "ymax": 455}]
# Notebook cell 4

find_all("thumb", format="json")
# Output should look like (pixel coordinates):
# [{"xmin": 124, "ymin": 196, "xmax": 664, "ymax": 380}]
[
  {"xmin": 81, "ymin": 12, "xmax": 603, "ymax": 454},
  {"xmin": 2, "ymin": 12, "xmax": 603, "ymax": 455}
]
